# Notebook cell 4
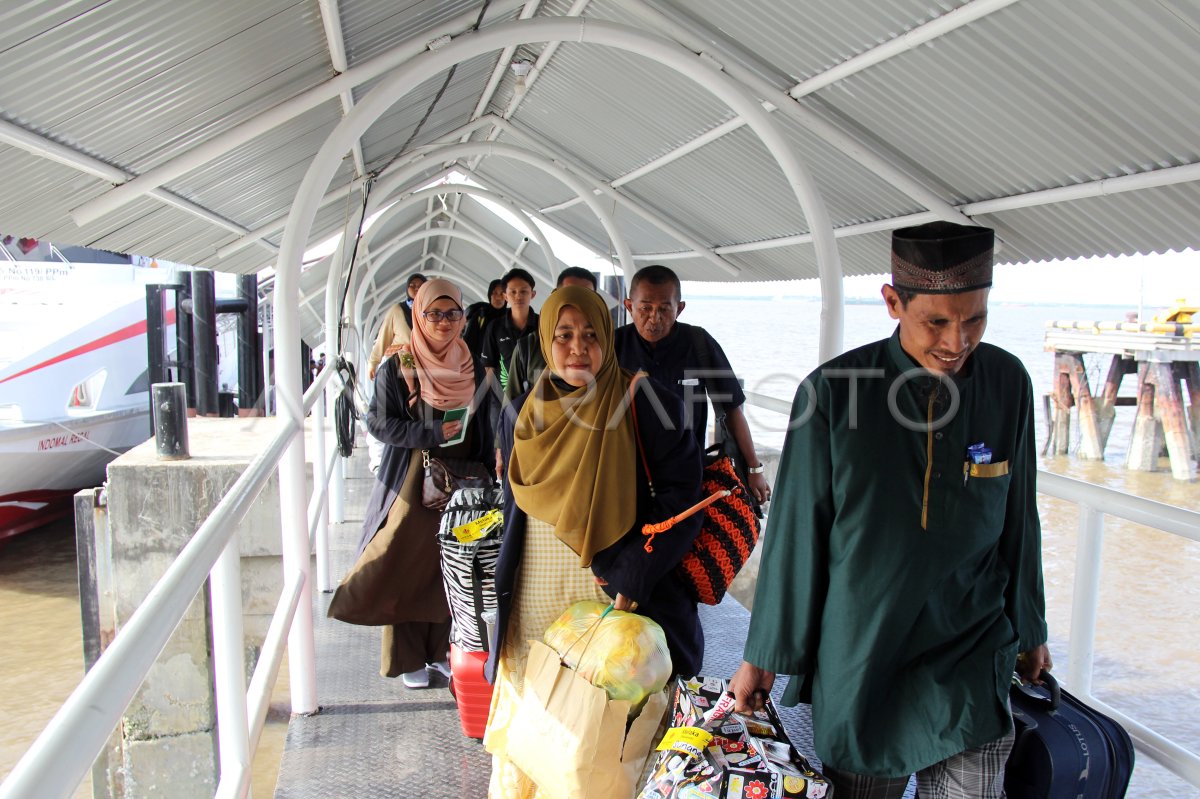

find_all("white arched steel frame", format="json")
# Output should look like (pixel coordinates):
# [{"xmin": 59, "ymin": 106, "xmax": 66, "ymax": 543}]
[
  {"xmin": 273, "ymin": 17, "xmax": 841, "ymax": 713},
  {"xmin": 359, "ymin": 182, "xmax": 557, "ymax": 282},
  {"xmin": 335, "ymin": 180, "xmax": 552, "ymax": 368},
  {"xmin": 368, "ymin": 251, "xmax": 488, "ymax": 317},
  {"xmin": 332, "ymin": 208, "xmax": 439, "ymax": 353},
  {"xmin": 362, "ymin": 139, "xmax": 632, "ymax": 280},
  {"xmin": 353, "ymin": 227, "xmax": 512, "ymax": 323},
  {"xmin": 439, "ymin": 210, "xmax": 558, "ymax": 288},
  {"xmin": 351, "ymin": 228, "xmax": 513, "ymax": 355}
]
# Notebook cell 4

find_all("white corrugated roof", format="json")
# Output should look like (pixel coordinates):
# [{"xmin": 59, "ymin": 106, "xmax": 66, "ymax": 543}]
[{"xmin": 0, "ymin": 0, "xmax": 1196, "ymax": 306}]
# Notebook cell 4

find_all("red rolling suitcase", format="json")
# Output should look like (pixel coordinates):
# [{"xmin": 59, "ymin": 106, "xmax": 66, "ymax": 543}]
[
  {"xmin": 1005, "ymin": 672, "xmax": 1134, "ymax": 799},
  {"xmin": 449, "ymin": 643, "xmax": 493, "ymax": 739},
  {"xmin": 436, "ymin": 487, "xmax": 502, "ymax": 739}
]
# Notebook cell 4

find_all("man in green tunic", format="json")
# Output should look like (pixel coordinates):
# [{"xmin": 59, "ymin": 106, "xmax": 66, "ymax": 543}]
[{"xmin": 731, "ymin": 221, "xmax": 1052, "ymax": 798}]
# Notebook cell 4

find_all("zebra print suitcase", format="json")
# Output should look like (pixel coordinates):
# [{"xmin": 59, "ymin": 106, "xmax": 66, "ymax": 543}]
[{"xmin": 436, "ymin": 486, "xmax": 504, "ymax": 652}]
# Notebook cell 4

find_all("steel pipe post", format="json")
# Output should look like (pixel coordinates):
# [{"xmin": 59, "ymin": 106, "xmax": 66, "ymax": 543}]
[
  {"xmin": 274, "ymin": 266, "xmax": 317, "ymax": 713},
  {"xmin": 238, "ymin": 274, "xmax": 261, "ymax": 414},
  {"xmin": 191, "ymin": 270, "xmax": 220, "ymax": 416},
  {"xmin": 331, "ymin": 455, "xmax": 346, "ymax": 524},
  {"xmin": 247, "ymin": 572, "xmax": 305, "ymax": 752},
  {"xmin": 323, "ymin": 205, "xmax": 356, "ymax": 535},
  {"xmin": 261, "ymin": 305, "xmax": 273, "ymax": 416},
  {"xmin": 152, "ymin": 382, "xmax": 191, "ymax": 460},
  {"xmin": 312, "ymin": 389, "xmax": 331, "ymax": 593},
  {"xmin": 209, "ymin": 536, "xmax": 250, "ymax": 799},
  {"xmin": 1067, "ymin": 505, "xmax": 1104, "ymax": 696}
]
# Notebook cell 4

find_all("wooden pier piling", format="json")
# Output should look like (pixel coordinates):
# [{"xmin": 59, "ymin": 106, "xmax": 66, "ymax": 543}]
[
  {"xmin": 1097, "ymin": 355, "xmax": 1136, "ymax": 449},
  {"xmin": 1126, "ymin": 362, "xmax": 1165, "ymax": 473},
  {"xmin": 1044, "ymin": 322, "xmax": 1198, "ymax": 481}
]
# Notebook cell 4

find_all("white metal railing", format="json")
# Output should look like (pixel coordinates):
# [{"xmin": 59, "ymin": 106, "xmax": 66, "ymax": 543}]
[
  {"xmin": 0, "ymin": 363, "xmax": 346, "ymax": 799},
  {"xmin": 1036, "ymin": 472, "xmax": 1200, "ymax": 788},
  {"xmin": 745, "ymin": 390, "xmax": 1200, "ymax": 790}
]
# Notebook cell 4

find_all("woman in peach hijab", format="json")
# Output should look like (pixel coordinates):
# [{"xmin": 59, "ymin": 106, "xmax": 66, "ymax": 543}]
[{"xmin": 329, "ymin": 278, "xmax": 494, "ymax": 688}]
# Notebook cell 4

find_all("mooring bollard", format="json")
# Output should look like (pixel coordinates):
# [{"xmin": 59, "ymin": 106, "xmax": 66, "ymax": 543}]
[{"xmin": 152, "ymin": 382, "xmax": 190, "ymax": 460}]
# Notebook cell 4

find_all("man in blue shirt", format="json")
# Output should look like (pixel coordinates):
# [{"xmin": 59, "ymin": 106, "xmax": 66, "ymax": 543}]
[{"xmin": 614, "ymin": 264, "xmax": 770, "ymax": 505}]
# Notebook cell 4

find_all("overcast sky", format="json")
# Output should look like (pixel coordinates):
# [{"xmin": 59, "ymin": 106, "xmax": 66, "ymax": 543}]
[{"xmin": 683, "ymin": 248, "xmax": 1200, "ymax": 308}]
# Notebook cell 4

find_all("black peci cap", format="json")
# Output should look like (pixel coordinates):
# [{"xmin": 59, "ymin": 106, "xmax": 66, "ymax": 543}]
[{"xmin": 891, "ymin": 221, "xmax": 994, "ymax": 294}]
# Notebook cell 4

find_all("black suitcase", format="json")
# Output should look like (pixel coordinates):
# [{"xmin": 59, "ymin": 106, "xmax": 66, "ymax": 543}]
[{"xmin": 1005, "ymin": 671, "xmax": 1134, "ymax": 799}]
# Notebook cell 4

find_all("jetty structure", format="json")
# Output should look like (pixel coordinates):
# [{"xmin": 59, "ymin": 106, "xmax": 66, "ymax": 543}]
[
  {"xmin": 1, "ymin": 2, "xmax": 1199, "ymax": 797},
  {"xmin": 1044, "ymin": 304, "xmax": 1199, "ymax": 480}
]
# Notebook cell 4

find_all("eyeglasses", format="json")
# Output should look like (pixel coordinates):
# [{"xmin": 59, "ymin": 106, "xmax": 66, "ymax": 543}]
[{"xmin": 421, "ymin": 309, "xmax": 464, "ymax": 322}]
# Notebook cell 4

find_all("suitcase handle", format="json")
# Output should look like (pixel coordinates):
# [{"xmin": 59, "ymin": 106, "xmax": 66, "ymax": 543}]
[{"xmin": 1012, "ymin": 669, "xmax": 1061, "ymax": 712}]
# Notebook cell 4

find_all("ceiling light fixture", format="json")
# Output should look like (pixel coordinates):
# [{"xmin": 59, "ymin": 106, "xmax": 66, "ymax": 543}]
[{"xmin": 509, "ymin": 59, "xmax": 534, "ymax": 92}]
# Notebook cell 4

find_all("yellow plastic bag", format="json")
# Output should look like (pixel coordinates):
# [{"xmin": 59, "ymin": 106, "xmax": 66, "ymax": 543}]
[
  {"xmin": 505, "ymin": 640, "xmax": 668, "ymax": 799},
  {"xmin": 543, "ymin": 600, "xmax": 672, "ymax": 708}
]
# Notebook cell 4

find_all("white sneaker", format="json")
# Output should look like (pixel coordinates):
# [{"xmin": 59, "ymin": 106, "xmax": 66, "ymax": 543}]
[
  {"xmin": 427, "ymin": 660, "xmax": 452, "ymax": 679},
  {"xmin": 401, "ymin": 668, "xmax": 430, "ymax": 689}
]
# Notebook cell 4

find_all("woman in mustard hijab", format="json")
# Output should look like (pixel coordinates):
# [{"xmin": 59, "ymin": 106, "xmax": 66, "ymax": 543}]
[
  {"xmin": 329, "ymin": 278, "xmax": 494, "ymax": 689},
  {"xmin": 483, "ymin": 285, "xmax": 703, "ymax": 798}
]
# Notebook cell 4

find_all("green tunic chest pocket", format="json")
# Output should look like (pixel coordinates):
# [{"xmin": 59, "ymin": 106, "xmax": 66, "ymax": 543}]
[
  {"xmin": 965, "ymin": 460, "xmax": 1010, "ymax": 479},
  {"xmin": 960, "ymin": 459, "xmax": 1012, "ymax": 528}
]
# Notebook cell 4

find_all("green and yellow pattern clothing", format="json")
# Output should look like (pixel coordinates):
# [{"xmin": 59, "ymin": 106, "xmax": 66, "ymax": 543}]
[{"xmin": 744, "ymin": 329, "xmax": 1047, "ymax": 777}]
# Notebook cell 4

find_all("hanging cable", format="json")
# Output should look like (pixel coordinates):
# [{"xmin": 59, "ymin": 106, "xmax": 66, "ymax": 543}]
[
  {"xmin": 337, "ymin": 178, "xmax": 373, "ymax": 353},
  {"xmin": 371, "ymin": 0, "xmax": 492, "ymax": 177},
  {"xmin": 334, "ymin": 356, "xmax": 358, "ymax": 457}
]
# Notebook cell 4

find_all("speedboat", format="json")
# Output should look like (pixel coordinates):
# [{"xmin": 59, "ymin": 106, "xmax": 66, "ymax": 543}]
[{"xmin": 0, "ymin": 246, "xmax": 177, "ymax": 539}]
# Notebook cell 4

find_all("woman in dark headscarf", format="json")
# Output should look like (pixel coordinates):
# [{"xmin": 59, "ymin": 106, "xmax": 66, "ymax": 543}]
[
  {"xmin": 483, "ymin": 285, "xmax": 703, "ymax": 798},
  {"xmin": 328, "ymin": 278, "xmax": 493, "ymax": 688}
]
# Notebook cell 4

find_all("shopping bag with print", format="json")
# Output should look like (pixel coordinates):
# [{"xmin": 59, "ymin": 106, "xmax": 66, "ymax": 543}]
[{"xmin": 638, "ymin": 675, "xmax": 830, "ymax": 799}]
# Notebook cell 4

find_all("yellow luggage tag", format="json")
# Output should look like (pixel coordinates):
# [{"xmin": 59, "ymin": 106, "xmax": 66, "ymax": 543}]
[
  {"xmin": 452, "ymin": 509, "xmax": 503, "ymax": 543},
  {"xmin": 656, "ymin": 726, "xmax": 713, "ymax": 759}
]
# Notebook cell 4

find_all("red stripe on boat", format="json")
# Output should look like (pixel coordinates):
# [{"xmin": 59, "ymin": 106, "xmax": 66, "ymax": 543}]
[{"xmin": 0, "ymin": 307, "xmax": 176, "ymax": 385}]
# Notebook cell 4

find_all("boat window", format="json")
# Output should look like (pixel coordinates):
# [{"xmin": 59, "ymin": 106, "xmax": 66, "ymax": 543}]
[{"xmin": 67, "ymin": 370, "xmax": 107, "ymax": 413}]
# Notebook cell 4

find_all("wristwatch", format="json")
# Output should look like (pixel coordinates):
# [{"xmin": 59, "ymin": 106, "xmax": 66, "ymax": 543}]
[{"xmin": 746, "ymin": 464, "xmax": 765, "ymax": 474}]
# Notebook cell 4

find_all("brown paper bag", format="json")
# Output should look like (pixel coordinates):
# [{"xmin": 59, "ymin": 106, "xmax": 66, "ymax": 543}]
[{"xmin": 506, "ymin": 640, "xmax": 667, "ymax": 799}]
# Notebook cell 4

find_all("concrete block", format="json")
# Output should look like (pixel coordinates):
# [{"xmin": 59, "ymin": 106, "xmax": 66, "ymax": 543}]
[
  {"xmin": 95, "ymin": 416, "xmax": 316, "ymax": 796},
  {"xmin": 124, "ymin": 651, "xmax": 216, "ymax": 741},
  {"xmin": 121, "ymin": 732, "xmax": 216, "ymax": 798}
]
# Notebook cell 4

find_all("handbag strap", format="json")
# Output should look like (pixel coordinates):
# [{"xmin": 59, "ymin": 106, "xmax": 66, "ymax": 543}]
[
  {"xmin": 471, "ymin": 545, "xmax": 490, "ymax": 652},
  {"xmin": 628, "ymin": 372, "xmax": 730, "ymax": 554},
  {"xmin": 627, "ymin": 372, "xmax": 655, "ymax": 497}
]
